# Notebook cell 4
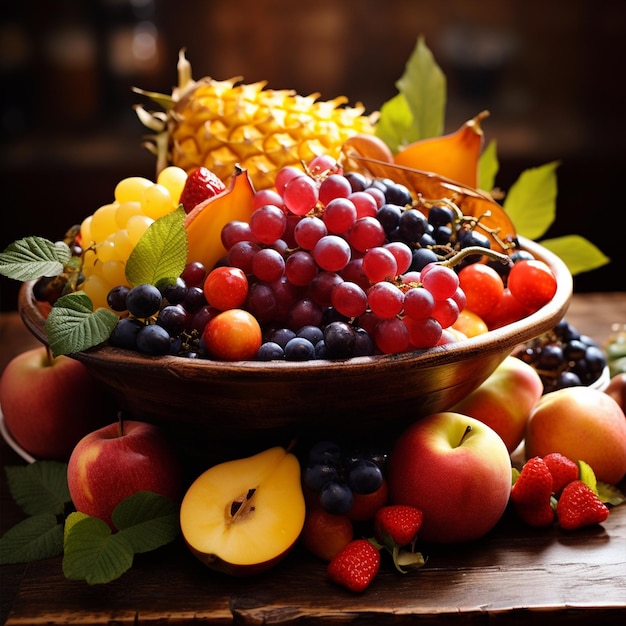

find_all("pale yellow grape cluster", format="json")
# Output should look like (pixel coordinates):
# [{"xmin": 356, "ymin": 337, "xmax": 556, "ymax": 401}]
[{"xmin": 79, "ymin": 166, "xmax": 188, "ymax": 310}]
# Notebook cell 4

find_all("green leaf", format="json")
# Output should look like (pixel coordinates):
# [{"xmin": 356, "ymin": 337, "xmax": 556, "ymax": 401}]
[
  {"xmin": 64, "ymin": 511, "xmax": 90, "ymax": 543},
  {"xmin": 478, "ymin": 139, "xmax": 499, "ymax": 192},
  {"xmin": 503, "ymin": 161, "xmax": 559, "ymax": 240},
  {"xmin": 0, "ymin": 514, "xmax": 63, "ymax": 564},
  {"xmin": 0, "ymin": 237, "xmax": 71, "ymax": 281},
  {"xmin": 63, "ymin": 516, "xmax": 135, "ymax": 584},
  {"xmin": 375, "ymin": 36, "xmax": 446, "ymax": 152},
  {"xmin": 375, "ymin": 94, "xmax": 415, "ymax": 155},
  {"xmin": 125, "ymin": 207, "xmax": 187, "ymax": 287},
  {"xmin": 578, "ymin": 460, "xmax": 598, "ymax": 494},
  {"xmin": 111, "ymin": 492, "xmax": 179, "ymax": 553},
  {"xmin": 539, "ymin": 235, "xmax": 610, "ymax": 276},
  {"xmin": 45, "ymin": 291, "xmax": 119, "ymax": 357},
  {"xmin": 5, "ymin": 461, "xmax": 71, "ymax": 516},
  {"xmin": 597, "ymin": 482, "xmax": 625, "ymax": 506}
]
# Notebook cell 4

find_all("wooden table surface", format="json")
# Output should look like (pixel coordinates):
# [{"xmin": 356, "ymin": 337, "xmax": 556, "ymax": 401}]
[{"xmin": 1, "ymin": 293, "xmax": 625, "ymax": 625}]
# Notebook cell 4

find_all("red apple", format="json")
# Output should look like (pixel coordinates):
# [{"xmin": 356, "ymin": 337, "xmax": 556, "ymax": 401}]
[
  {"xmin": 451, "ymin": 355, "xmax": 544, "ymax": 453},
  {"xmin": 0, "ymin": 346, "xmax": 112, "ymax": 460},
  {"xmin": 387, "ymin": 412, "xmax": 512, "ymax": 543},
  {"xmin": 67, "ymin": 420, "xmax": 184, "ymax": 528}
]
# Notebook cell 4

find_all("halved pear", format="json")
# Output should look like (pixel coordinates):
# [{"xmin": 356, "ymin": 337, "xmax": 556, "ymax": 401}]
[{"xmin": 180, "ymin": 446, "xmax": 305, "ymax": 576}]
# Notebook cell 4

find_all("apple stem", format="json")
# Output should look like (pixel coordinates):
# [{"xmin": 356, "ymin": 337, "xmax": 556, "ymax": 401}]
[
  {"xmin": 117, "ymin": 411, "xmax": 125, "ymax": 437},
  {"xmin": 44, "ymin": 344, "xmax": 54, "ymax": 366},
  {"xmin": 459, "ymin": 425, "xmax": 472, "ymax": 446}
]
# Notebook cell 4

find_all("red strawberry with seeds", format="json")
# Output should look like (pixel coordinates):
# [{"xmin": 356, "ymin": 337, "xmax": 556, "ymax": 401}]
[
  {"xmin": 556, "ymin": 480, "xmax": 609, "ymax": 530},
  {"xmin": 374, "ymin": 505, "xmax": 423, "ymax": 547},
  {"xmin": 179, "ymin": 167, "xmax": 226, "ymax": 213},
  {"xmin": 510, "ymin": 456, "xmax": 555, "ymax": 527},
  {"xmin": 543, "ymin": 452, "xmax": 579, "ymax": 495},
  {"xmin": 327, "ymin": 539, "xmax": 380, "ymax": 592}
]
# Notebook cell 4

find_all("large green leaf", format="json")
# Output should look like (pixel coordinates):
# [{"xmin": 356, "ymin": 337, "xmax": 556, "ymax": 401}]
[
  {"xmin": 112, "ymin": 491, "xmax": 179, "ymax": 554},
  {"xmin": 125, "ymin": 207, "xmax": 187, "ymax": 288},
  {"xmin": 504, "ymin": 162, "xmax": 559, "ymax": 240},
  {"xmin": 0, "ymin": 237, "xmax": 71, "ymax": 281},
  {"xmin": 375, "ymin": 36, "xmax": 446, "ymax": 152},
  {"xmin": 0, "ymin": 514, "xmax": 63, "ymax": 564},
  {"xmin": 5, "ymin": 462, "xmax": 70, "ymax": 517},
  {"xmin": 478, "ymin": 139, "xmax": 499, "ymax": 192},
  {"xmin": 45, "ymin": 291, "xmax": 119, "ymax": 357},
  {"xmin": 539, "ymin": 235, "xmax": 610, "ymax": 276},
  {"xmin": 63, "ymin": 515, "xmax": 135, "ymax": 585}
]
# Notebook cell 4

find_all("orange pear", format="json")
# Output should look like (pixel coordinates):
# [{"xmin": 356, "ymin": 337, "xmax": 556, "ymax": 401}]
[{"xmin": 394, "ymin": 111, "xmax": 489, "ymax": 188}]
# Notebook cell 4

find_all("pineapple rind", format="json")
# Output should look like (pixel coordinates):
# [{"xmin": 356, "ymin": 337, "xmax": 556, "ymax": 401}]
[{"xmin": 168, "ymin": 78, "xmax": 376, "ymax": 188}]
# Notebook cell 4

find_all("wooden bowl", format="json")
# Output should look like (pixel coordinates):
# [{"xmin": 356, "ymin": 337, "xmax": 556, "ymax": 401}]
[{"xmin": 18, "ymin": 237, "xmax": 572, "ymax": 455}]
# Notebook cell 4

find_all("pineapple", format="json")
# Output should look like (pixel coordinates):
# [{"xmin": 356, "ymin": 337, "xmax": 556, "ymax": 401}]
[{"xmin": 134, "ymin": 50, "xmax": 378, "ymax": 190}]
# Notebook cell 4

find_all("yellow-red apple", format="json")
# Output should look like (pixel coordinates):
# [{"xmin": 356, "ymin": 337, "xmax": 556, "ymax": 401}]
[
  {"xmin": 387, "ymin": 412, "xmax": 512, "ymax": 543},
  {"xmin": 180, "ymin": 446, "xmax": 305, "ymax": 575},
  {"xmin": 0, "ymin": 346, "xmax": 111, "ymax": 460},
  {"xmin": 451, "ymin": 355, "xmax": 544, "ymax": 453},
  {"xmin": 525, "ymin": 386, "xmax": 626, "ymax": 485},
  {"xmin": 67, "ymin": 419, "xmax": 184, "ymax": 527}
]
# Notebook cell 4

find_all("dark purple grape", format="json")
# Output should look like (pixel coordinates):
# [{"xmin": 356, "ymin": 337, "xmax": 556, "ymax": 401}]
[
  {"xmin": 536, "ymin": 344, "xmax": 563, "ymax": 370},
  {"xmin": 428, "ymin": 205, "xmax": 454, "ymax": 227},
  {"xmin": 323, "ymin": 321, "xmax": 356, "ymax": 359},
  {"xmin": 344, "ymin": 171, "xmax": 369, "ymax": 192},
  {"xmin": 256, "ymin": 341, "xmax": 285, "ymax": 360},
  {"xmin": 106, "ymin": 285, "xmax": 130, "ymax": 312},
  {"xmin": 159, "ymin": 277, "xmax": 187, "ymax": 305},
  {"xmin": 398, "ymin": 208, "xmax": 427, "ymax": 241},
  {"xmin": 156, "ymin": 304, "xmax": 187, "ymax": 336},
  {"xmin": 410, "ymin": 247, "xmax": 439, "ymax": 272},
  {"xmin": 109, "ymin": 317, "xmax": 144, "ymax": 350},
  {"xmin": 554, "ymin": 371, "xmax": 582, "ymax": 389},
  {"xmin": 376, "ymin": 203, "xmax": 402, "ymax": 235},
  {"xmin": 297, "ymin": 325, "xmax": 324, "ymax": 346},
  {"xmin": 136, "ymin": 324, "xmax": 171, "ymax": 355},
  {"xmin": 126, "ymin": 284, "xmax": 163, "ymax": 318},
  {"xmin": 304, "ymin": 463, "xmax": 339, "ymax": 492},
  {"xmin": 183, "ymin": 286, "xmax": 207, "ymax": 313},
  {"xmin": 347, "ymin": 459, "xmax": 383, "ymax": 494},
  {"xmin": 319, "ymin": 481, "xmax": 353, "ymax": 515},
  {"xmin": 284, "ymin": 337, "xmax": 316, "ymax": 361},
  {"xmin": 270, "ymin": 327, "xmax": 296, "ymax": 348},
  {"xmin": 353, "ymin": 327, "xmax": 374, "ymax": 356},
  {"xmin": 180, "ymin": 261, "xmax": 206, "ymax": 287},
  {"xmin": 383, "ymin": 181, "xmax": 412, "ymax": 206}
]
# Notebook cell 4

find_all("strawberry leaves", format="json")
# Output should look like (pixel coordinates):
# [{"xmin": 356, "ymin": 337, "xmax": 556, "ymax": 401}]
[
  {"xmin": 1, "ymin": 461, "xmax": 180, "ymax": 583},
  {"xmin": 63, "ymin": 492, "xmax": 179, "ymax": 584}
]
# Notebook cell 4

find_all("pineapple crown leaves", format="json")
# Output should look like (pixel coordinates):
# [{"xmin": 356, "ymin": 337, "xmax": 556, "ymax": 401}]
[{"xmin": 376, "ymin": 36, "xmax": 609, "ymax": 277}]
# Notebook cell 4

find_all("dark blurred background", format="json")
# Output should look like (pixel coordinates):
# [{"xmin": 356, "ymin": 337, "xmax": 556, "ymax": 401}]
[{"xmin": 1, "ymin": 0, "xmax": 625, "ymax": 311}]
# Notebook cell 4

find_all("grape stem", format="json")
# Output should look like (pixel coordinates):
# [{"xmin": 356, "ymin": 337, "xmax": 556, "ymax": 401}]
[{"xmin": 437, "ymin": 246, "xmax": 513, "ymax": 269}]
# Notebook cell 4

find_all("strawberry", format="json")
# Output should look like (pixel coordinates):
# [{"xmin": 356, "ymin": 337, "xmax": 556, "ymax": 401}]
[
  {"xmin": 543, "ymin": 452, "xmax": 579, "ymax": 495},
  {"xmin": 374, "ymin": 505, "xmax": 423, "ymax": 547},
  {"xmin": 510, "ymin": 456, "xmax": 555, "ymax": 527},
  {"xmin": 179, "ymin": 167, "xmax": 226, "ymax": 213},
  {"xmin": 556, "ymin": 480, "xmax": 610, "ymax": 530},
  {"xmin": 327, "ymin": 539, "xmax": 380, "ymax": 592}
]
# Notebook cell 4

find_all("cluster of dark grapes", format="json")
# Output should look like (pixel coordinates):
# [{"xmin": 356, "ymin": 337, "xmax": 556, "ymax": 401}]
[
  {"xmin": 301, "ymin": 440, "xmax": 388, "ymax": 515},
  {"xmin": 513, "ymin": 319, "xmax": 607, "ymax": 392},
  {"xmin": 106, "ymin": 261, "xmax": 212, "ymax": 357}
]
